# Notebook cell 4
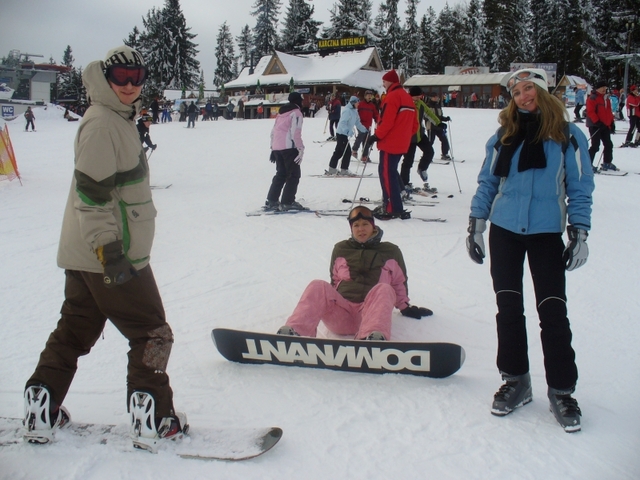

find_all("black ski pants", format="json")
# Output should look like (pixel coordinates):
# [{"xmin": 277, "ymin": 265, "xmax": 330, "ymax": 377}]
[
  {"xmin": 428, "ymin": 125, "xmax": 450, "ymax": 156},
  {"xmin": 328, "ymin": 134, "xmax": 352, "ymax": 171},
  {"xmin": 489, "ymin": 224, "xmax": 578, "ymax": 390},
  {"xmin": 573, "ymin": 103, "xmax": 584, "ymax": 120},
  {"xmin": 352, "ymin": 129, "xmax": 369, "ymax": 154},
  {"xmin": 624, "ymin": 116, "xmax": 639, "ymax": 144},
  {"xmin": 267, "ymin": 148, "xmax": 301, "ymax": 205},
  {"xmin": 26, "ymin": 267, "xmax": 176, "ymax": 417},
  {"xmin": 588, "ymin": 125, "xmax": 613, "ymax": 165},
  {"xmin": 401, "ymin": 137, "xmax": 433, "ymax": 186}
]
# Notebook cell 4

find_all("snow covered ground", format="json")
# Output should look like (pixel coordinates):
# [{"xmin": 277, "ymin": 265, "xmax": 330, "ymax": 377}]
[{"xmin": 1, "ymin": 103, "xmax": 638, "ymax": 479}]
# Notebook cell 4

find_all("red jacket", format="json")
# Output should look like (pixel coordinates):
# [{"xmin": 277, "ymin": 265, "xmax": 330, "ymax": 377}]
[
  {"xmin": 357, "ymin": 100, "xmax": 379, "ymax": 129},
  {"xmin": 626, "ymin": 92, "xmax": 640, "ymax": 118},
  {"xmin": 585, "ymin": 91, "xmax": 614, "ymax": 128},
  {"xmin": 374, "ymin": 83, "xmax": 418, "ymax": 154}
]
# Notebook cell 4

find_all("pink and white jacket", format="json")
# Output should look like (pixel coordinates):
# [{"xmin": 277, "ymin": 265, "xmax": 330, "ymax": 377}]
[{"xmin": 270, "ymin": 103, "xmax": 305, "ymax": 157}]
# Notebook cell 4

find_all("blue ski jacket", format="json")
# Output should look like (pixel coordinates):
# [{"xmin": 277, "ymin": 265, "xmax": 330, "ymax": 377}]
[
  {"xmin": 470, "ymin": 122, "xmax": 594, "ymax": 234},
  {"xmin": 336, "ymin": 103, "xmax": 368, "ymax": 138}
]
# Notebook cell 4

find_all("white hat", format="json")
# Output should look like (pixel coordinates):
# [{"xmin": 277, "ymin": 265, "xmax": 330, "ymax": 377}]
[
  {"xmin": 104, "ymin": 45, "xmax": 145, "ymax": 68},
  {"xmin": 506, "ymin": 68, "xmax": 548, "ymax": 92}
]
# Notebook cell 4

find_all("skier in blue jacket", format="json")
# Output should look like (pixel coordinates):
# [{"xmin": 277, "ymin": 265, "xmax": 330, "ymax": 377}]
[
  {"xmin": 326, "ymin": 96, "xmax": 368, "ymax": 176},
  {"xmin": 467, "ymin": 69, "xmax": 595, "ymax": 433}
]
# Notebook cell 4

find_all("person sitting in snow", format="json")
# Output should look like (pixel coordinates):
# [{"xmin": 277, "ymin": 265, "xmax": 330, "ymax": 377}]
[{"xmin": 277, "ymin": 206, "xmax": 432, "ymax": 341}]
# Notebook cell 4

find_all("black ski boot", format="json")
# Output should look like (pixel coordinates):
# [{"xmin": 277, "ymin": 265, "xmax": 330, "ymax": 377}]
[
  {"xmin": 548, "ymin": 387, "xmax": 581, "ymax": 432},
  {"xmin": 491, "ymin": 372, "xmax": 532, "ymax": 416}
]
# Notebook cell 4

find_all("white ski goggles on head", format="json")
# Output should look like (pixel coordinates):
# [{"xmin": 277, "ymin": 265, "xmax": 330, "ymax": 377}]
[{"xmin": 506, "ymin": 69, "xmax": 548, "ymax": 93}]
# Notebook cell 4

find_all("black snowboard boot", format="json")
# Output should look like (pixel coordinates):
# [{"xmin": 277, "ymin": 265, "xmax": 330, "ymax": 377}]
[{"xmin": 491, "ymin": 372, "xmax": 532, "ymax": 416}]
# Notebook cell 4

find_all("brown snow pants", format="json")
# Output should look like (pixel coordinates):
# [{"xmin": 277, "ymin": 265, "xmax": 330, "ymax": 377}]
[{"xmin": 26, "ymin": 267, "xmax": 176, "ymax": 418}]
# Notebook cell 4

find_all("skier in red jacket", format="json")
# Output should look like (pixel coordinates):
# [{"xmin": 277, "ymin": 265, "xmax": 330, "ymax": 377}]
[
  {"xmin": 585, "ymin": 80, "xmax": 616, "ymax": 171},
  {"xmin": 352, "ymin": 90, "xmax": 379, "ymax": 158},
  {"xmin": 367, "ymin": 70, "xmax": 418, "ymax": 220}
]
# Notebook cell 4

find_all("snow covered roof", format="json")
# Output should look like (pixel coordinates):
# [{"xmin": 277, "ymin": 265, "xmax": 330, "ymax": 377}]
[
  {"xmin": 405, "ymin": 73, "xmax": 511, "ymax": 88},
  {"xmin": 224, "ymin": 47, "xmax": 385, "ymax": 93},
  {"xmin": 556, "ymin": 74, "xmax": 589, "ymax": 88}
]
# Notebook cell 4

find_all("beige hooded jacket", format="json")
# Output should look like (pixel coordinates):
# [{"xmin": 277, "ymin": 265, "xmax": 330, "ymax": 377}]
[{"xmin": 57, "ymin": 60, "xmax": 155, "ymax": 273}]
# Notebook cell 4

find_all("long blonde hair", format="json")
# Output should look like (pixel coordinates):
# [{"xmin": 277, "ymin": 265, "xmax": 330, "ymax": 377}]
[{"xmin": 498, "ymin": 85, "xmax": 569, "ymax": 145}]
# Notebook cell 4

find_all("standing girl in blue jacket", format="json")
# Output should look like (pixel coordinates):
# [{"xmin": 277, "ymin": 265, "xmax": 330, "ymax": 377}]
[
  {"xmin": 326, "ymin": 96, "xmax": 368, "ymax": 176},
  {"xmin": 466, "ymin": 68, "xmax": 595, "ymax": 433}
]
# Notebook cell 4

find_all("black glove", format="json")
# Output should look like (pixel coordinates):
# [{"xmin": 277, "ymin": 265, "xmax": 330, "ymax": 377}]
[
  {"xmin": 466, "ymin": 217, "xmax": 486, "ymax": 264},
  {"xmin": 95, "ymin": 240, "xmax": 138, "ymax": 288},
  {"xmin": 151, "ymin": 144, "xmax": 157, "ymax": 150},
  {"xmin": 269, "ymin": 151, "xmax": 276, "ymax": 163},
  {"xmin": 401, "ymin": 305, "xmax": 434, "ymax": 319},
  {"xmin": 441, "ymin": 116, "xmax": 451, "ymax": 122}
]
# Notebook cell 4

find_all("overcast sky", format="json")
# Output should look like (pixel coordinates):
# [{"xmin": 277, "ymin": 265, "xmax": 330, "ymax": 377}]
[{"xmin": 2, "ymin": 0, "xmax": 450, "ymax": 85}]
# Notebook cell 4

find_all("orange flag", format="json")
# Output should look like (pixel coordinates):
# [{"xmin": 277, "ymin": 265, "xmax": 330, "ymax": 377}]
[{"xmin": 0, "ymin": 124, "xmax": 22, "ymax": 184}]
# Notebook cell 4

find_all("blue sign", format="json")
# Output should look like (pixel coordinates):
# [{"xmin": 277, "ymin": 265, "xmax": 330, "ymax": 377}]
[{"xmin": 1, "ymin": 105, "xmax": 15, "ymax": 118}]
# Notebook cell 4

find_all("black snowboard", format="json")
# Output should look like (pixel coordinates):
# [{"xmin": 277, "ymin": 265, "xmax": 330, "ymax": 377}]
[{"xmin": 212, "ymin": 328, "xmax": 465, "ymax": 378}]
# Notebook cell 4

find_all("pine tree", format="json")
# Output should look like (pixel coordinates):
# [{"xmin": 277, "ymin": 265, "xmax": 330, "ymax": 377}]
[
  {"xmin": 463, "ymin": 0, "xmax": 488, "ymax": 67},
  {"xmin": 124, "ymin": 26, "xmax": 143, "ymax": 52},
  {"xmin": 132, "ymin": 0, "xmax": 200, "ymax": 98},
  {"xmin": 198, "ymin": 70, "xmax": 205, "ymax": 99},
  {"xmin": 281, "ymin": 0, "xmax": 322, "ymax": 52},
  {"xmin": 418, "ymin": 9, "xmax": 438, "ymax": 73},
  {"xmin": 503, "ymin": 0, "xmax": 534, "ymax": 65},
  {"xmin": 433, "ymin": 4, "xmax": 465, "ymax": 73},
  {"xmin": 62, "ymin": 46, "xmax": 74, "ymax": 67},
  {"xmin": 377, "ymin": 0, "xmax": 403, "ymax": 70},
  {"xmin": 58, "ymin": 46, "xmax": 83, "ymax": 103},
  {"xmin": 482, "ymin": 0, "xmax": 508, "ymax": 71},
  {"xmin": 324, "ymin": 0, "xmax": 365, "ymax": 38},
  {"xmin": 251, "ymin": 0, "xmax": 281, "ymax": 57},
  {"xmin": 575, "ymin": 0, "xmax": 604, "ymax": 80},
  {"xmin": 162, "ymin": 0, "xmax": 200, "ymax": 90},
  {"xmin": 214, "ymin": 22, "xmax": 236, "ymax": 87},
  {"xmin": 401, "ymin": 0, "xmax": 421, "ymax": 77},
  {"xmin": 237, "ymin": 25, "xmax": 254, "ymax": 70}
]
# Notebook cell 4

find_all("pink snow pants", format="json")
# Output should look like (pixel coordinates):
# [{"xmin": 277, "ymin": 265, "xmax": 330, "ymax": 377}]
[{"xmin": 285, "ymin": 280, "xmax": 396, "ymax": 339}]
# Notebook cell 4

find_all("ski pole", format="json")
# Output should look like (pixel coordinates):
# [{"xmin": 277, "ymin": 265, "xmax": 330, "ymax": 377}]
[
  {"xmin": 355, "ymin": 130, "xmax": 374, "ymax": 176},
  {"xmin": 447, "ymin": 121, "xmax": 462, "ymax": 193},
  {"xmin": 146, "ymin": 148, "xmax": 155, "ymax": 161},
  {"xmin": 323, "ymin": 115, "xmax": 329, "ymax": 135},
  {"xmin": 351, "ymin": 153, "xmax": 370, "ymax": 205},
  {"xmin": 595, "ymin": 150, "xmax": 604, "ymax": 169}
]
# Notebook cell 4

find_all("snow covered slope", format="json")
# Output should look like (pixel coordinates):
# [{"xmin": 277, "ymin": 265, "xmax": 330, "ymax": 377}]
[{"xmin": 0, "ymin": 104, "xmax": 638, "ymax": 479}]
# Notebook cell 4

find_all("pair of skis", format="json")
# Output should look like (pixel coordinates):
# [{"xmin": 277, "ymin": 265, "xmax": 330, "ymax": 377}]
[{"xmin": 246, "ymin": 208, "xmax": 446, "ymax": 222}]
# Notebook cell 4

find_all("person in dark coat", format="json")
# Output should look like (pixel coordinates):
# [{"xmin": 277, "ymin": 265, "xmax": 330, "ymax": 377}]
[
  {"xmin": 187, "ymin": 101, "xmax": 198, "ymax": 128},
  {"xmin": 136, "ymin": 114, "xmax": 156, "ymax": 152}
]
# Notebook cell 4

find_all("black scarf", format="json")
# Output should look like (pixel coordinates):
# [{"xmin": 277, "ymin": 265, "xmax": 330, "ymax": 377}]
[{"xmin": 493, "ymin": 113, "xmax": 546, "ymax": 177}]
